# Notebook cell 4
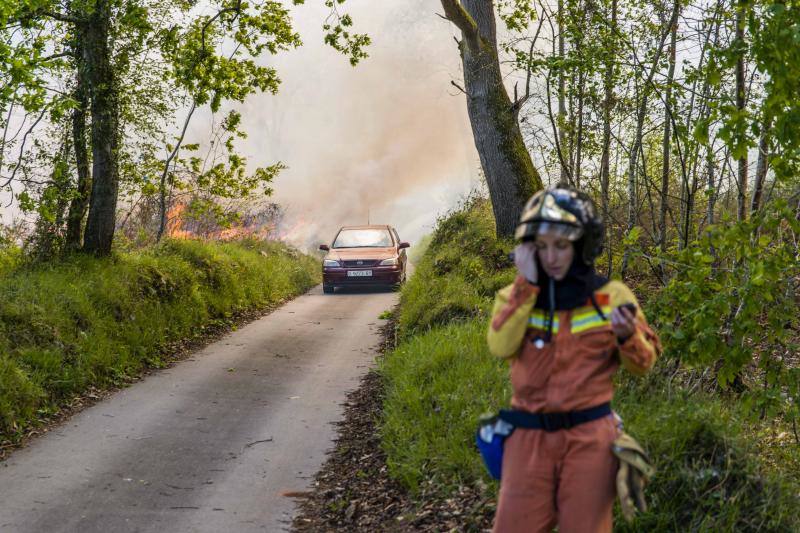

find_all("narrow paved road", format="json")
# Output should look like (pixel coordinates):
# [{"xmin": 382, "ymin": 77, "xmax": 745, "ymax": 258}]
[{"xmin": 0, "ymin": 285, "xmax": 396, "ymax": 533}]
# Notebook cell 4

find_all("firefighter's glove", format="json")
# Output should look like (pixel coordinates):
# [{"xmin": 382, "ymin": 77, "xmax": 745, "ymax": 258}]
[
  {"xmin": 612, "ymin": 432, "xmax": 655, "ymax": 523},
  {"xmin": 513, "ymin": 243, "xmax": 538, "ymax": 284}
]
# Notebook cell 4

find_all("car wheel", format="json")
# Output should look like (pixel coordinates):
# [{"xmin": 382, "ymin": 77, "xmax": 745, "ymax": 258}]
[{"xmin": 323, "ymin": 284, "xmax": 334, "ymax": 294}]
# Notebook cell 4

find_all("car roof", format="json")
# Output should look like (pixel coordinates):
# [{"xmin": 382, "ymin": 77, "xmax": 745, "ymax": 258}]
[{"xmin": 339, "ymin": 225, "xmax": 393, "ymax": 230}]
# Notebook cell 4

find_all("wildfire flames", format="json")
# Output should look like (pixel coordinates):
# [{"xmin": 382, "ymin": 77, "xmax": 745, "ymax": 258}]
[{"xmin": 165, "ymin": 201, "xmax": 316, "ymax": 249}]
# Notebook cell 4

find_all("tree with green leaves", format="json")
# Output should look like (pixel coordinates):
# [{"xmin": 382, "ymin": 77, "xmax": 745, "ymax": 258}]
[{"xmin": 0, "ymin": 0, "xmax": 369, "ymax": 255}]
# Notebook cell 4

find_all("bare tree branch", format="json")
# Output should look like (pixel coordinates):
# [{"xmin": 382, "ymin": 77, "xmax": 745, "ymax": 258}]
[
  {"xmin": 545, "ymin": 69, "xmax": 572, "ymax": 184},
  {"xmin": 201, "ymin": 0, "xmax": 243, "ymax": 56},
  {"xmin": 1, "ymin": 106, "xmax": 48, "ymax": 189},
  {"xmin": 450, "ymin": 80, "xmax": 466, "ymax": 95},
  {"xmin": 440, "ymin": 0, "xmax": 480, "ymax": 50},
  {"xmin": 41, "ymin": 11, "xmax": 80, "ymax": 24},
  {"xmin": 157, "ymin": 100, "xmax": 197, "ymax": 241},
  {"xmin": 512, "ymin": 29, "xmax": 541, "ymax": 119},
  {"xmin": 39, "ymin": 50, "xmax": 75, "ymax": 63}
]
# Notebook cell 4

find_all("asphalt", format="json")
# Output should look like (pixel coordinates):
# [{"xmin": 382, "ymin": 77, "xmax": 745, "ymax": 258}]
[{"xmin": 0, "ymin": 284, "xmax": 397, "ymax": 533}]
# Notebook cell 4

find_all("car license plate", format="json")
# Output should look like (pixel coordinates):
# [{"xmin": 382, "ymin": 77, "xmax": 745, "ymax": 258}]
[{"xmin": 347, "ymin": 270, "xmax": 372, "ymax": 277}]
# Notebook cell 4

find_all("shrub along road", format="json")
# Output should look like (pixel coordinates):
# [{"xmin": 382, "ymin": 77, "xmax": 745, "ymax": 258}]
[{"xmin": 0, "ymin": 285, "xmax": 396, "ymax": 532}]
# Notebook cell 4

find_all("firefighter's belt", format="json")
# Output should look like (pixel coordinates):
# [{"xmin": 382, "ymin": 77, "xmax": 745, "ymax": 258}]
[{"xmin": 612, "ymin": 432, "xmax": 655, "ymax": 523}]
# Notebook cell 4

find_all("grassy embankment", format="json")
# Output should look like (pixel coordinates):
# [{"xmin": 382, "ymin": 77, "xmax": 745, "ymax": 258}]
[
  {"xmin": 0, "ymin": 239, "xmax": 320, "ymax": 442},
  {"xmin": 380, "ymin": 198, "xmax": 800, "ymax": 531}
]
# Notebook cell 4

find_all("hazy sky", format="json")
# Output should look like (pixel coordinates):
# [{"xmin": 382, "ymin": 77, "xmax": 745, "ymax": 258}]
[{"xmin": 195, "ymin": 0, "xmax": 481, "ymax": 248}]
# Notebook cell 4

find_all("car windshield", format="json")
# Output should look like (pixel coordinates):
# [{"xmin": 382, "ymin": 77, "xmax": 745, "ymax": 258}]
[{"xmin": 333, "ymin": 229, "xmax": 393, "ymax": 248}]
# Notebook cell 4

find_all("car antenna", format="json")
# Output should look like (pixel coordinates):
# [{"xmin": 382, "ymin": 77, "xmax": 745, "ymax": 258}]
[{"xmin": 367, "ymin": 208, "xmax": 370, "ymax": 225}]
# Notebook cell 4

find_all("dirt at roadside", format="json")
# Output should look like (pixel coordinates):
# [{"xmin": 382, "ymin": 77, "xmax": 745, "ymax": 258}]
[{"xmin": 291, "ymin": 322, "xmax": 495, "ymax": 532}]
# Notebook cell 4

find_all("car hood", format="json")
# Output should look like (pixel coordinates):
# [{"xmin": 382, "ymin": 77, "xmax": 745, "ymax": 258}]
[{"xmin": 327, "ymin": 247, "xmax": 396, "ymax": 261}]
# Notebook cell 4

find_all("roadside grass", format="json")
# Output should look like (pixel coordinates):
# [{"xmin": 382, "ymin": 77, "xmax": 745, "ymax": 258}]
[
  {"xmin": 614, "ymin": 376, "xmax": 799, "ymax": 531},
  {"xmin": 0, "ymin": 238, "xmax": 320, "ymax": 440},
  {"xmin": 380, "ymin": 199, "xmax": 800, "ymax": 530},
  {"xmin": 406, "ymin": 233, "xmax": 432, "ymax": 266},
  {"xmin": 382, "ymin": 318, "xmax": 509, "ymax": 493},
  {"xmin": 397, "ymin": 197, "xmax": 514, "ymax": 340}
]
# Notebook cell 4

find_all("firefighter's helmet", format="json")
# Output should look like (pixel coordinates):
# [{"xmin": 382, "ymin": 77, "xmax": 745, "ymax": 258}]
[{"xmin": 515, "ymin": 186, "xmax": 604, "ymax": 265}]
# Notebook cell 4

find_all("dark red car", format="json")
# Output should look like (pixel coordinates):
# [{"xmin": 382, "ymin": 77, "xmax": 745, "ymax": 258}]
[{"xmin": 319, "ymin": 225, "xmax": 409, "ymax": 294}]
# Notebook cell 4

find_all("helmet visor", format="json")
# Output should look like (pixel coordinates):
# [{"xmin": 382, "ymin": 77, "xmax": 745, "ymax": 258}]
[
  {"xmin": 519, "ymin": 192, "xmax": 580, "ymax": 226},
  {"xmin": 515, "ymin": 221, "xmax": 584, "ymax": 241}
]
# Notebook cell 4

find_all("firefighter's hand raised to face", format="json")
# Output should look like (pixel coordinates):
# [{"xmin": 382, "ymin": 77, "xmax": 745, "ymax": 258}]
[
  {"xmin": 513, "ymin": 242, "xmax": 538, "ymax": 284},
  {"xmin": 611, "ymin": 306, "xmax": 636, "ymax": 341}
]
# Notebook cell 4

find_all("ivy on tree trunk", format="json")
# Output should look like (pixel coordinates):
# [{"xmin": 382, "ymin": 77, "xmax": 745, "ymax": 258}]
[{"xmin": 66, "ymin": 41, "xmax": 91, "ymax": 252}]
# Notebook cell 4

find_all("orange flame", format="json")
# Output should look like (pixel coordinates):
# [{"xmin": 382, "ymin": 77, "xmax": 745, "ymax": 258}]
[
  {"xmin": 166, "ymin": 203, "xmax": 193, "ymax": 239},
  {"xmin": 166, "ymin": 202, "xmax": 280, "ymax": 241}
]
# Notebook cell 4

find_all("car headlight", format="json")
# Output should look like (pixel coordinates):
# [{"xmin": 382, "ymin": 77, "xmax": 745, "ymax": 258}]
[
  {"xmin": 380, "ymin": 257, "xmax": 398, "ymax": 266},
  {"xmin": 323, "ymin": 259, "xmax": 340, "ymax": 267}
]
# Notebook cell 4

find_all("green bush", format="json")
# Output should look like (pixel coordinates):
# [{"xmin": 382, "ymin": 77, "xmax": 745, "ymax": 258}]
[
  {"xmin": 640, "ymin": 203, "xmax": 800, "ymax": 432},
  {"xmin": 396, "ymin": 197, "xmax": 514, "ymax": 340},
  {"xmin": 0, "ymin": 238, "xmax": 319, "ymax": 439},
  {"xmin": 0, "ymin": 244, "xmax": 21, "ymax": 276}
]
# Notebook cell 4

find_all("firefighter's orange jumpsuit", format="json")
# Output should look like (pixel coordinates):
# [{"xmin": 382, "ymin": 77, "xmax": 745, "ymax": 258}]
[{"xmin": 487, "ymin": 275, "xmax": 661, "ymax": 533}]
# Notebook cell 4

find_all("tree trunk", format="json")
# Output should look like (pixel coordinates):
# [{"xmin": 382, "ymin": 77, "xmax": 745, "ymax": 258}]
[
  {"xmin": 441, "ymin": 0, "xmax": 544, "ymax": 237},
  {"xmin": 735, "ymin": 0, "xmax": 748, "ymax": 222},
  {"xmin": 660, "ymin": 17, "xmax": 677, "ymax": 256},
  {"xmin": 65, "ymin": 42, "xmax": 91, "ymax": 252},
  {"xmin": 620, "ymin": 85, "xmax": 647, "ymax": 277},
  {"xmin": 600, "ymin": 0, "xmax": 617, "ymax": 276},
  {"xmin": 82, "ymin": 1, "xmax": 120, "ymax": 255},
  {"xmin": 575, "ymin": 70, "xmax": 585, "ymax": 189},
  {"xmin": 750, "ymin": 115, "xmax": 771, "ymax": 214},
  {"xmin": 705, "ymin": 144, "xmax": 716, "ymax": 226},
  {"xmin": 567, "ymin": 78, "xmax": 576, "ymax": 183},
  {"xmin": 620, "ymin": 0, "xmax": 680, "ymax": 276},
  {"xmin": 558, "ymin": 0, "xmax": 569, "ymax": 185}
]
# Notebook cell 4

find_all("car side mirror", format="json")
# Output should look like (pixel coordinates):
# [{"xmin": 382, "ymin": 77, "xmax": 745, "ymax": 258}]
[
  {"xmin": 398, "ymin": 242, "xmax": 410, "ymax": 250},
  {"xmin": 319, "ymin": 244, "xmax": 330, "ymax": 251}
]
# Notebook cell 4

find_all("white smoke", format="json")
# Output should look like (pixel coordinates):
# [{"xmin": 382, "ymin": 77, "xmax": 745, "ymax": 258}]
[{"xmin": 202, "ymin": 0, "xmax": 482, "ymax": 250}]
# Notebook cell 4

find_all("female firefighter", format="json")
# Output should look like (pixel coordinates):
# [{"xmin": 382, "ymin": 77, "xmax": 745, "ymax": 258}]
[{"xmin": 486, "ymin": 187, "xmax": 661, "ymax": 533}]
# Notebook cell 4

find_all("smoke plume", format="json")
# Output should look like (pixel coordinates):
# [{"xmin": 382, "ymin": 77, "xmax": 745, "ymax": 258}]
[{"xmin": 201, "ymin": 0, "xmax": 481, "ymax": 250}]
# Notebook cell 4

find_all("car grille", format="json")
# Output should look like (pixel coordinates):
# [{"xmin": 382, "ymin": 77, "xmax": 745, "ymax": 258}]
[{"xmin": 341, "ymin": 259, "xmax": 381, "ymax": 267}]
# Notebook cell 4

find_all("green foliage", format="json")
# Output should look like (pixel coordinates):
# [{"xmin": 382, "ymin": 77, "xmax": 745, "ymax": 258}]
[
  {"xmin": 747, "ymin": 0, "xmax": 800, "ymax": 183},
  {"xmin": 497, "ymin": 0, "xmax": 537, "ymax": 32},
  {"xmin": 161, "ymin": 1, "xmax": 301, "ymax": 112},
  {"xmin": 0, "ymin": 242, "xmax": 22, "ymax": 277},
  {"xmin": 701, "ymin": 0, "xmax": 800, "ymax": 185},
  {"xmin": 644, "ymin": 204, "xmax": 800, "ymax": 422},
  {"xmin": 321, "ymin": 0, "xmax": 371, "ymax": 66},
  {"xmin": 0, "ymin": 239, "xmax": 319, "ymax": 439},
  {"xmin": 1, "ymin": 0, "xmax": 370, "ymax": 249},
  {"xmin": 396, "ymin": 197, "xmax": 514, "ymax": 339},
  {"xmin": 180, "ymin": 111, "xmax": 284, "ymax": 198}
]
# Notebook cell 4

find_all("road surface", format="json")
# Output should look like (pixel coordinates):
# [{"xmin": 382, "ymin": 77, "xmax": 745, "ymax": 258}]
[{"xmin": 0, "ymin": 285, "xmax": 396, "ymax": 532}]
